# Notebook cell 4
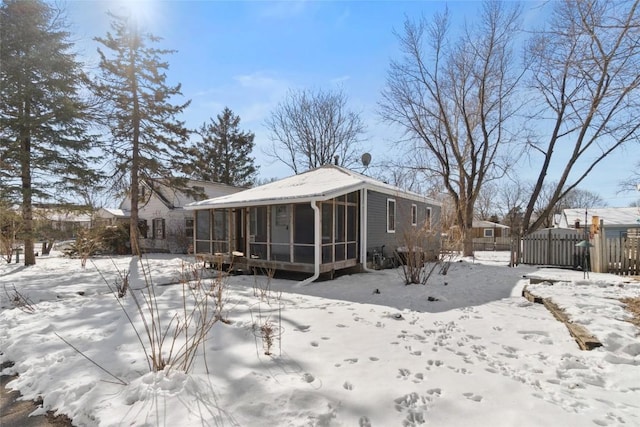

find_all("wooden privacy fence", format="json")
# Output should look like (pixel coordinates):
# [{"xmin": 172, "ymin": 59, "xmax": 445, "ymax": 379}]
[
  {"xmin": 591, "ymin": 234, "xmax": 640, "ymax": 276},
  {"xmin": 522, "ymin": 226, "xmax": 640, "ymax": 276},
  {"xmin": 521, "ymin": 229, "xmax": 583, "ymax": 267}
]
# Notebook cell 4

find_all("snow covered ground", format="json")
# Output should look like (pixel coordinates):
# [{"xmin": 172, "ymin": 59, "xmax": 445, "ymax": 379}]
[{"xmin": 1, "ymin": 251, "xmax": 639, "ymax": 426}]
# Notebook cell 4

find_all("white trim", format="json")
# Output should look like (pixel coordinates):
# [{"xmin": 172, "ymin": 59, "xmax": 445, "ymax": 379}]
[
  {"xmin": 483, "ymin": 228, "xmax": 494, "ymax": 238},
  {"xmin": 387, "ymin": 198, "xmax": 396, "ymax": 233}
]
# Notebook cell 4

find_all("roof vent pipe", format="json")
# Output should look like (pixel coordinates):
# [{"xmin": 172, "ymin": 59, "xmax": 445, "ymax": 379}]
[{"xmin": 334, "ymin": 155, "xmax": 339, "ymax": 165}]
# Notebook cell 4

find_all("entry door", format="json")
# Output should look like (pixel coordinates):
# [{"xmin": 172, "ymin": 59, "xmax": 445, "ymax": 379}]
[{"xmin": 271, "ymin": 205, "xmax": 291, "ymax": 261}]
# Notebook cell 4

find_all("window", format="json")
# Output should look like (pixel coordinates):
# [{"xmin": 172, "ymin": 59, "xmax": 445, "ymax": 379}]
[
  {"xmin": 484, "ymin": 228, "xmax": 494, "ymax": 238},
  {"xmin": 185, "ymin": 218, "xmax": 194, "ymax": 237},
  {"xmin": 387, "ymin": 199, "xmax": 396, "ymax": 233},
  {"xmin": 138, "ymin": 220, "xmax": 148, "ymax": 238},
  {"xmin": 411, "ymin": 204, "xmax": 417, "ymax": 226},
  {"xmin": 425, "ymin": 207, "xmax": 432, "ymax": 229},
  {"xmin": 152, "ymin": 218, "xmax": 165, "ymax": 239}
]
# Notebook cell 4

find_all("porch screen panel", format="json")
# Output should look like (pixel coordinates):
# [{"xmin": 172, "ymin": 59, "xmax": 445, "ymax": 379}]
[
  {"xmin": 335, "ymin": 203, "xmax": 346, "ymax": 261},
  {"xmin": 249, "ymin": 206, "xmax": 267, "ymax": 260},
  {"xmin": 347, "ymin": 205, "xmax": 357, "ymax": 259},
  {"xmin": 195, "ymin": 210, "xmax": 211, "ymax": 254},
  {"xmin": 321, "ymin": 202, "xmax": 333, "ymax": 263},
  {"xmin": 294, "ymin": 203, "xmax": 314, "ymax": 264},
  {"xmin": 212, "ymin": 209, "xmax": 229, "ymax": 253}
]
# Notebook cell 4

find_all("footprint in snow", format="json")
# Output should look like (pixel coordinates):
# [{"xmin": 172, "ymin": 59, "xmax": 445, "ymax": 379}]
[
  {"xmin": 397, "ymin": 368, "xmax": 411, "ymax": 379},
  {"xmin": 343, "ymin": 381, "xmax": 354, "ymax": 390},
  {"xmin": 310, "ymin": 341, "xmax": 319, "ymax": 347},
  {"xmin": 359, "ymin": 416, "xmax": 372, "ymax": 427},
  {"xmin": 463, "ymin": 392, "xmax": 483, "ymax": 402}
]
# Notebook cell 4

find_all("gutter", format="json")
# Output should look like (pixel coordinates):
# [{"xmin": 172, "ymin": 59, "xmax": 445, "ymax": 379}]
[{"xmin": 298, "ymin": 200, "xmax": 321, "ymax": 286}]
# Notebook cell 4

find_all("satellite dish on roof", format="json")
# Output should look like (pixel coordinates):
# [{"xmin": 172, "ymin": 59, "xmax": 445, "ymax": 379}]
[{"xmin": 361, "ymin": 152, "xmax": 372, "ymax": 167}]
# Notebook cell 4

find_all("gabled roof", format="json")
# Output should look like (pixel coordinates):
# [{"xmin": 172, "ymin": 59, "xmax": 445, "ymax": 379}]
[
  {"xmin": 473, "ymin": 220, "xmax": 510, "ymax": 229},
  {"xmin": 186, "ymin": 164, "xmax": 440, "ymax": 210},
  {"xmin": 561, "ymin": 207, "xmax": 640, "ymax": 227},
  {"xmin": 149, "ymin": 178, "xmax": 242, "ymax": 209},
  {"xmin": 96, "ymin": 207, "xmax": 129, "ymax": 218}
]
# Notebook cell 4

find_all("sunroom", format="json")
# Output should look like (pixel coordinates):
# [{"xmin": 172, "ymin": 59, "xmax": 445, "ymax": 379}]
[
  {"xmin": 192, "ymin": 192, "xmax": 359, "ymax": 274},
  {"xmin": 185, "ymin": 165, "xmax": 441, "ymax": 283}
]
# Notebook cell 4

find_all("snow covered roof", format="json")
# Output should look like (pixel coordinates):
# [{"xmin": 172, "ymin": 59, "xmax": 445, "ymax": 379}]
[
  {"xmin": 561, "ymin": 207, "xmax": 640, "ymax": 227},
  {"xmin": 97, "ymin": 207, "xmax": 129, "ymax": 218},
  {"xmin": 145, "ymin": 178, "xmax": 242, "ymax": 209},
  {"xmin": 186, "ymin": 165, "xmax": 440, "ymax": 210},
  {"xmin": 473, "ymin": 220, "xmax": 510, "ymax": 229}
]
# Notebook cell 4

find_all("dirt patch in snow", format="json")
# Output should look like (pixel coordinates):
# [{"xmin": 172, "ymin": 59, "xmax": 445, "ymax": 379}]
[{"xmin": 621, "ymin": 297, "xmax": 640, "ymax": 329}]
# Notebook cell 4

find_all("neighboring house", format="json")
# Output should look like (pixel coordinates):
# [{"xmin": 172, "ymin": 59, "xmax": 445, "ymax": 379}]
[
  {"xmin": 98, "ymin": 179, "xmax": 242, "ymax": 253},
  {"xmin": 472, "ymin": 220, "xmax": 510, "ymax": 239},
  {"xmin": 32, "ymin": 205, "xmax": 92, "ymax": 239},
  {"xmin": 558, "ymin": 207, "xmax": 640, "ymax": 239},
  {"xmin": 185, "ymin": 164, "xmax": 441, "ymax": 281},
  {"xmin": 94, "ymin": 208, "xmax": 129, "ymax": 227},
  {"xmin": 471, "ymin": 220, "xmax": 511, "ymax": 251}
]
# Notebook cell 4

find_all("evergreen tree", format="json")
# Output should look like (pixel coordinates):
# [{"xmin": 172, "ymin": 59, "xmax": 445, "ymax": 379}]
[
  {"xmin": 0, "ymin": 0, "xmax": 98, "ymax": 266},
  {"xmin": 92, "ymin": 12, "xmax": 190, "ymax": 253},
  {"xmin": 185, "ymin": 107, "xmax": 257, "ymax": 187}
]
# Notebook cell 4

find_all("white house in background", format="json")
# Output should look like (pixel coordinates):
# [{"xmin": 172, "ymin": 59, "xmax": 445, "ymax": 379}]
[
  {"xmin": 97, "ymin": 179, "xmax": 242, "ymax": 253},
  {"xmin": 94, "ymin": 208, "xmax": 129, "ymax": 226},
  {"xmin": 558, "ymin": 207, "xmax": 640, "ymax": 239}
]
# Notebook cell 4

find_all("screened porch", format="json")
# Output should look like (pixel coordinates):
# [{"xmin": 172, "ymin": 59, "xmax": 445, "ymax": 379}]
[{"xmin": 192, "ymin": 191, "xmax": 360, "ymax": 273}]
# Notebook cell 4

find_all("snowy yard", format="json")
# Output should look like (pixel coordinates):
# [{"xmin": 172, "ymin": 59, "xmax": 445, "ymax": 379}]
[{"xmin": 1, "ymin": 251, "xmax": 639, "ymax": 426}]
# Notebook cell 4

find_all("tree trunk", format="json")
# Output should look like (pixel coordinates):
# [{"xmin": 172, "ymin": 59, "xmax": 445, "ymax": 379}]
[
  {"xmin": 20, "ymin": 102, "xmax": 35, "ymax": 266},
  {"xmin": 41, "ymin": 240, "xmax": 54, "ymax": 255}
]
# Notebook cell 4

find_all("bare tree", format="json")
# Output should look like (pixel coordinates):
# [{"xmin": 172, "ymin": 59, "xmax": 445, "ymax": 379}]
[
  {"xmin": 521, "ymin": 0, "xmax": 640, "ymax": 234},
  {"xmin": 379, "ymin": 2, "xmax": 524, "ymax": 256},
  {"xmin": 475, "ymin": 182, "xmax": 499, "ymax": 221},
  {"xmin": 531, "ymin": 182, "xmax": 607, "ymax": 228},
  {"xmin": 496, "ymin": 179, "xmax": 526, "ymax": 230},
  {"xmin": 264, "ymin": 88, "xmax": 366, "ymax": 174},
  {"xmin": 619, "ymin": 160, "xmax": 640, "ymax": 193}
]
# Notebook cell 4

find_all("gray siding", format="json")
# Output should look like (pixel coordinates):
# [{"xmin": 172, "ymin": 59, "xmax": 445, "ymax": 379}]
[{"xmin": 366, "ymin": 190, "xmax": 441, "ymax": 258}]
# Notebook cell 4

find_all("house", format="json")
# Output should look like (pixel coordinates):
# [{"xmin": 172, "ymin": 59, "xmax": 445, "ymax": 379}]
[
  {"xmin": 185, "ymin": 165, "xmax": 441, "ymax": 281},
  {"xmin": 32, "ymin": 205, "xmax": 92, "ymax": 239},
  {"xmin": 558, "ymin": 207, "xmax": 640, "ymax": 239},
  {"xmin": 94, "ymin": 208, "xmax": 129, "ymax": 227},
  {"xmin": 97, "ymin": 179, "xmax": 242, "ymax": 253},
  {"xmin": 471, "ymin": 220, "xmax": 511, "ymax": 251}
]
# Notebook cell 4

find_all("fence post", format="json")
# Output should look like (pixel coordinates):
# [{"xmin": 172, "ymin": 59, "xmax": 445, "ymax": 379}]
[{"xmin": 598, "ymin": 220, "xmax": 606, "ymax": 273}]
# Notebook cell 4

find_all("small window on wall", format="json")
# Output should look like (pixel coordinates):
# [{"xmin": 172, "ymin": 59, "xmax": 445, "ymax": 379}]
[
  {"xmin": 138, "ymin": 220, "xmax": 148, "ymax": 238},
  {"xmin": 387, "ymin": 199, "xmax": 396, "ymax": 233},
  {"xmin": 425, "ymin": 207, "xmax": 432, "ymax": 229},
  {"xmin": 484, "ymin": 228, "xmax": 493, "ymax": 238},
  {"xmin": 411, "ymin": 204, "xmax": 417, "ymax": 226},
  {"xmin": 152, "ymin": 218, "xmax": 165, "ymax": 239},
  {"xmin": 185, "ymin": 218, "xmax": 194, "ymax": 237}
]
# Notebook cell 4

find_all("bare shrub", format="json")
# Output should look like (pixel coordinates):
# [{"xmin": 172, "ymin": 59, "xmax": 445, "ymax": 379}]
[
  {"xmin": 252, "ymin": 264, "xmax": 278, "ymax": 301},
  {"xmin": 3, "ymin": 284, "xmax": 35, "ymax": 313},
  {"xmin": 97, "ymin": 257, "xmax": 223, "ymax": 373},
  {"xmin": 396, "ymin": 226, "xmax": 441, "ymax": 285},
  {"xmin": 250, "ymin": 264, "xmax": 283, "ymax": 356}
]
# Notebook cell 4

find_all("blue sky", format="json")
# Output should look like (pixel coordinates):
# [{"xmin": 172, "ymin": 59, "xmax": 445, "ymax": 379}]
[{"xmin": 65, "ymin": 0, "xmax": 638, "ymax": 208}]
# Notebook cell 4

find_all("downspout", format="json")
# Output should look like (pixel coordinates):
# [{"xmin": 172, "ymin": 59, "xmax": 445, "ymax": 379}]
[
  {"xmin": 298, "ymin": 200, "xmax": 321, "ymax": 286},
  {"xmin": 361, "ymin": 188, "xmax": 375, "ymax": 273}
]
